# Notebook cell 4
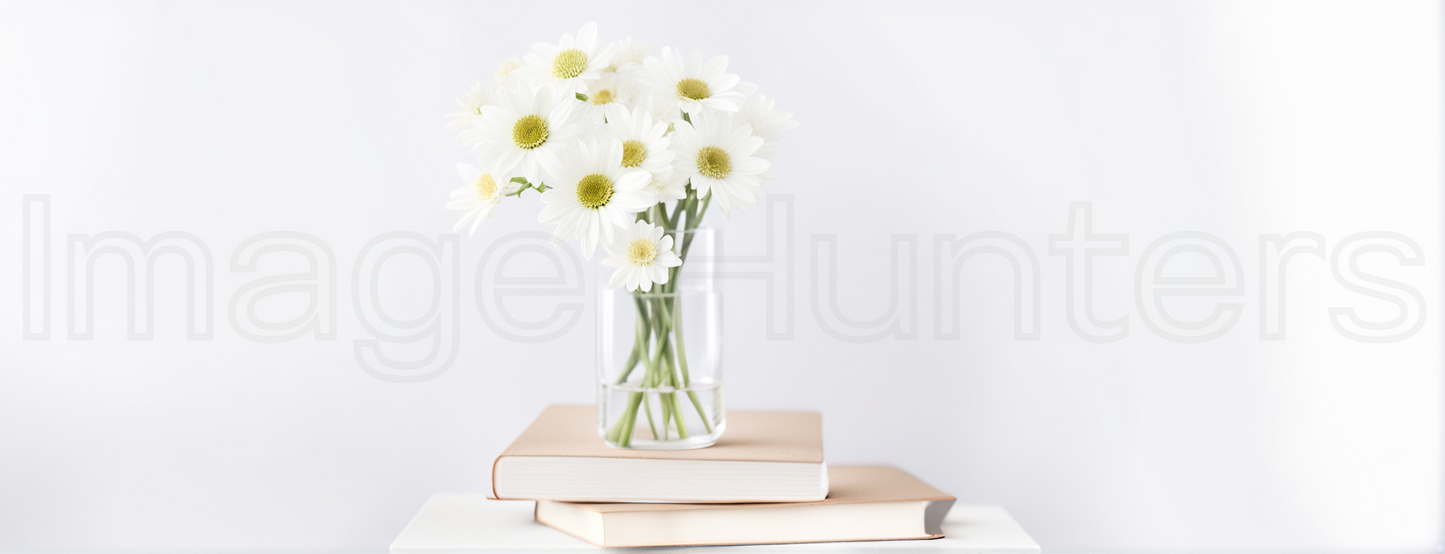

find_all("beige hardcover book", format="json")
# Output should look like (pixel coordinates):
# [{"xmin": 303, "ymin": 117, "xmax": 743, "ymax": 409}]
[
  {"xmin": 491, "ymin": 405, "xmax": 827, "ymax": 503},
  {"xmin": 535, "ymin": 466, "xmax": 956, "ymax": 548}
]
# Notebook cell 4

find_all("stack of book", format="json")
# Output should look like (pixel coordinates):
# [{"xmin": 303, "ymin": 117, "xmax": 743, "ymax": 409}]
[{"xmin": 486, "ymin": 405, "xmax": 955, "ymax": 548}]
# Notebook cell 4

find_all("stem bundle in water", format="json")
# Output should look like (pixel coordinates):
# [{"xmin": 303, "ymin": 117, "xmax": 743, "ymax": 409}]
[{"xmin": 605, "ymin": 186, "xmax": 716, "ymax": 447}]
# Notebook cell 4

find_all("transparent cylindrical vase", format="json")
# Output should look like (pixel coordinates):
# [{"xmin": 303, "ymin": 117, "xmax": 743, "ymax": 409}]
[{"xmin": 598, "ymin": 228, "xmax": 723, "ymax": 449}]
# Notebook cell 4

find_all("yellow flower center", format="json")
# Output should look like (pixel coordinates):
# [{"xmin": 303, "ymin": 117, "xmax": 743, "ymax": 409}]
[
  {"xmin": 676, "ymin": 78, "xmax": 711, "ymax": 100},
  {"xmin": 590, "ymin": 89, "xmax": 615, "ymax": 105},
  {"xmin": 576, "ymin": 174, "xmax": 614, "ymax": 209},
  {"xmin": 621, "ymin": 140, "xmax": 646, "ymax": 168},
  {"xmin": 551, "ymin": 49, "xmax": 589, "ymax": 79},
  {"xmin": 511, "ymin": 114, "xmax": 549, "ymax": 150},
  {"xmin": 627, "ymin": 238, "xmax": 658, "ymax": 266},
  {"xmin": 474, "ymin": 173, "xmax": 498, "ymax": 199},
  {"xmin": 695, "ymin": 146, "xmax": 731, "ymax": 179}
]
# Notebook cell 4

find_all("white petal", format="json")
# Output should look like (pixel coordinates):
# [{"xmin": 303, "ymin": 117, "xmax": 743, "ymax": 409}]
[
  {"xmin": 538, "ymin": 198, "xmax": 574, "ymax": 224},
  {"xmin": 732, "ymin": 155, "xmax": 770, "ymax": 174},
  {"xmin": 700, "ymin": 97, "xmax": 739, "ymax": 113},
  {"xmin": 700, "ymin": 55, "xmax": 727, "ymax": 82},
  {"xmin": 656, "ymin": 250, "xmax": 682, "ymax": 268},
  {"xmin": 581, "ymin": 214, "xmax": 599, "ymax": 259},
  {"xmin": 494, "ymin": 148, "xmax": 525, "ymax": 175},
  {"xmin": 468, "ymin": 209, "xmax": 487, "ymax": 235},
  {"xmin": 613, "ymin": 169, "xmax": 650, "ymax": 191},
  {"xmin": 627, "ymin": 268, "xmax": 643, "ymax": 291},
  {"xmin": 712, "ymin": 73, "xmax": 740, "ymax": 94}
]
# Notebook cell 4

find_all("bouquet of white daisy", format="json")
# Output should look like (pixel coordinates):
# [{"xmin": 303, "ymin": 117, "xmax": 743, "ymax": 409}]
[{"xmin": 447, "ymin": 22, "xmax": 794, "ymax": 449}]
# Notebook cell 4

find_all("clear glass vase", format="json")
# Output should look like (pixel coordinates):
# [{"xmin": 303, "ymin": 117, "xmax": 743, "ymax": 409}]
[{"xmin": 598, "ymin": 228, "xmax": 723, "ymax": 449}]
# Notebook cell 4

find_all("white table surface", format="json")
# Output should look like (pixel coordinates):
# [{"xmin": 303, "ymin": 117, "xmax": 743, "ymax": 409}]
[{"xmin": 390, "ymin": 493, "xmax": 1041, "ymax": 553}]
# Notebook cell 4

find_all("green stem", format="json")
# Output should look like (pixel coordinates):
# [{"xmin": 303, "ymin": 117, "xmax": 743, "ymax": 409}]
[
  {"xmin": 608, "ymin": 391, "xmax": 644, "ymax": 446},
  {"xmin": 654, "ymin": 297, "xmax": 690, "ymax": 439},
  {"xmin": 643, "ymin": 392, "xmax": 659, "ymax": 440},
  {"xmin": 639, "ymin": 339, "xmax": 660, "ymax": 440},
  {"xmin": 658, "ymin": 389, "xmax": 671, "ymax": 440},
  {"xmin": 678, "ymin": 189, "xmax": 711, "ymax": 261},
  {"xmin": 668, "ymin": 295, "xmax": 713, "ymax": 434},
  {"xmin": 619, "ymin": 396, "xmax": 640, "ymax": 447},
  {"xmin": 668, "ymin": 197, "xmax": 688, "ymax": 230},
  {"xmin": 612, "ymin": 306, "xmax": 647, "ymax": 385}
]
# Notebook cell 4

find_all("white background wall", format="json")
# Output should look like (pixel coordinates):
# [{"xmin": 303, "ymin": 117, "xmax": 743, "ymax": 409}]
[{"xmin": 1, "ymin": 0, "xmax": 1440, "ymax": 551}]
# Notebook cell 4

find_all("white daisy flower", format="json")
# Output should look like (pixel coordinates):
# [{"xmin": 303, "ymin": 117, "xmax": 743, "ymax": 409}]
[
  {"xmin": 605, "ymin": 106, "xmax": 678, "ymax": 202},
  {"xmin": 447, "ymin": 81, "xmax": 501, "ymax": 130},
  {"xmin": 737, "ymin": 92, "xmax": 797, "ymax": 154},
  {"xmin": 577, "ymin": 72, "xmax": 639, "ymax": 124},
  {"xmin": 514, "ymin": 22, "xmax": 615, "ymax": 96},
  {"xmin": 668, "ymin": 111, "xmax": 769, "ymax": 217},
  {"xmin": 602, "ymin": 220, "xmax": 681, "ymax": 292},
  {"xmin": 538, "ymin": 139, "xmax": 655, "ymax": 258},
  {"xmin": 736, "ymin": 92, "xmax": 797, "ymax": 179},
  {"xmin": 604, "ymin": 37, "xmax": 650, "ymax": 73},
  {"xmin": 640, "ymin": 47, "xmax": 746, "ymax": 118},
  {"xmin": 447, "ymin": 163, "xmax": 514, "ymax": 235},
  {"xmin": 462, "ymin": 82, "xmax": 581, "ymax": 185}
]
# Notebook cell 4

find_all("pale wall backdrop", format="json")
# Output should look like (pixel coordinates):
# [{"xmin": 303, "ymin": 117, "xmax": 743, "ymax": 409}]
[{"xmin": 1, "ymin": 1, "xmax": 1440, "ymax": 552}]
